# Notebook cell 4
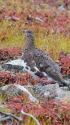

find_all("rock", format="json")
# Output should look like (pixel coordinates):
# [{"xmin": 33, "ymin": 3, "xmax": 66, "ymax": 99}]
[
  {"xmin": 35, "ymin": 17, "xmax": 44, "ymax": 23},
  {"xmin": 11, "ymin": 16, "xmax": 20, "ymax": 21},
  {"xmin": 58, "ymin": 5, "xmax": 66, "ymax": 11},
  {"xmin": 0, "ymin": 84, "xmax": 38, "ymax": 103},
  {"xmin": 28, "ymin": 15, "xmax": 44, "ymax": 23},
  {"xmin": 5, "ymin": 16, "xmax": 11, "ymax": 20},
  {"xmin": 27, "ymin": 83, "xmax": 70, "ymax": 102},
  {"xmin": 44, "ymin": 91, "xmax": 50, "ymax": 96}
]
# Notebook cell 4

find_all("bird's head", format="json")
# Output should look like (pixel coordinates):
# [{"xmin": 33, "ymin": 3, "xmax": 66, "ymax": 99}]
[
  {"xmin": 23, "ymin": 29, "xmax": 34, "ymax": 38},
  {"xmin": 23, "ymin": 29, "xmax": 35, "ymax": 47}
]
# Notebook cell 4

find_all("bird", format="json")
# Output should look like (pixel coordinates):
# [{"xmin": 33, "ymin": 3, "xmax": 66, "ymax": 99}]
[{"xmin": 2, "ymin": 29, "xmax": 68, "ymax": 87}]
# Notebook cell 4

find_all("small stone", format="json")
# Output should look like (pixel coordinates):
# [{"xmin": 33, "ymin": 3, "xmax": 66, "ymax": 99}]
[
  {"xmin": 44, "ymin": 91, "xmax": 50, "ymax": 97},
  {"xmin": 12, "ymin": 16, "xmax": 20, "ymax": 21},
  {"xmin": 5, "ymin": 16, "xmax": 11, "ymax": 20},
  {"xmin": 58, "ymin": 5, "xmax": 66, "ymax": 11}
]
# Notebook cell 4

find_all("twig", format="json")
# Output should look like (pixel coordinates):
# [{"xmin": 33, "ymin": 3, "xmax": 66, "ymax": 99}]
[
  {"xmin": 0, "ymin": 116, "xmax": 11, "ymax": 122},
  {"xmin": 21, "ymin": 110, "xmax": 40, "ymax": 125},
  {"xmin": 0, "ymin": 110, "xmax": 40, "ymax": 125},
  {"xmin": 0, "ymin": 111, "xmax": 22, "ymax": 122}
]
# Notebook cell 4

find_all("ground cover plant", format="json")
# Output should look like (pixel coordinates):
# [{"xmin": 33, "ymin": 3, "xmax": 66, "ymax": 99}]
[{"xmin": 0, "ymin": 0, "xmax": 70, "ymax": 125}]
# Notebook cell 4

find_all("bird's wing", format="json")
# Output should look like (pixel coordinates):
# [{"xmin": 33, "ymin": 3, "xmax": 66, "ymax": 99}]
[
  {"xmin": 34, "ymin": 48, "xmax": 64, "ymax": 82},
  {"xmin": 34, "ymin": 47, "xmax": 60, "ymax": 72},
  {"xmin": 22, "ymin": 51, "xmax": 46, "ymax": 78}
]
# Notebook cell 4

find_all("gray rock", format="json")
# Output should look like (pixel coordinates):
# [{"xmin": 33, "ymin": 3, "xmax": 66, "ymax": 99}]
[
  {"xmin": 27, "ymin": 83, "xmax": 70, "ymax": 102},
  {"xmin": 58, "ymin": 5, "xmax": 66, "ymax": 11},
  {"xmin": 0, "ymin": 84, "xmax": 39, "ymax": 102}
]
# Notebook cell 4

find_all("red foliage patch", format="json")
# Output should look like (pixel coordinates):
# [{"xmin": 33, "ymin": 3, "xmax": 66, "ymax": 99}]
[
  {"xmin": 0, "ymin": 72, "xmax": 55, "ymax": 86},
  {"xmin": 7, "ymin": 99, "xmax": 70, "ymax": 125},
  {"xmin": 0, "ymin": 48, "xmax": 22, "ymax": 61},
  {"xmin": 41, "ymin": 100, "xmax": 70, "ymax": 125},
  {"xmin": 7, "ymin": 94, "xmax": 30, "ymax": 113},
  {"xmin": 58, "ymin": 54, "xmax": 70, "ymax": 76},
  {"xmin": 0, "ymin": 72, "xmax": 31, "ymax": 86}
]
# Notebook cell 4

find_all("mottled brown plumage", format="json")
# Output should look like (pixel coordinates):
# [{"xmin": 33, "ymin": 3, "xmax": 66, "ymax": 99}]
[{"xmin": 22, "ymin": 29, "xmax": 67, "ymax": 86}]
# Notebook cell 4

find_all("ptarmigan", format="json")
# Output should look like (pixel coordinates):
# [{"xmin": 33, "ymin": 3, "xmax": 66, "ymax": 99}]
[{"xmin": 2, "ymin": 29, "xmax": 68, "ymax": 87}]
